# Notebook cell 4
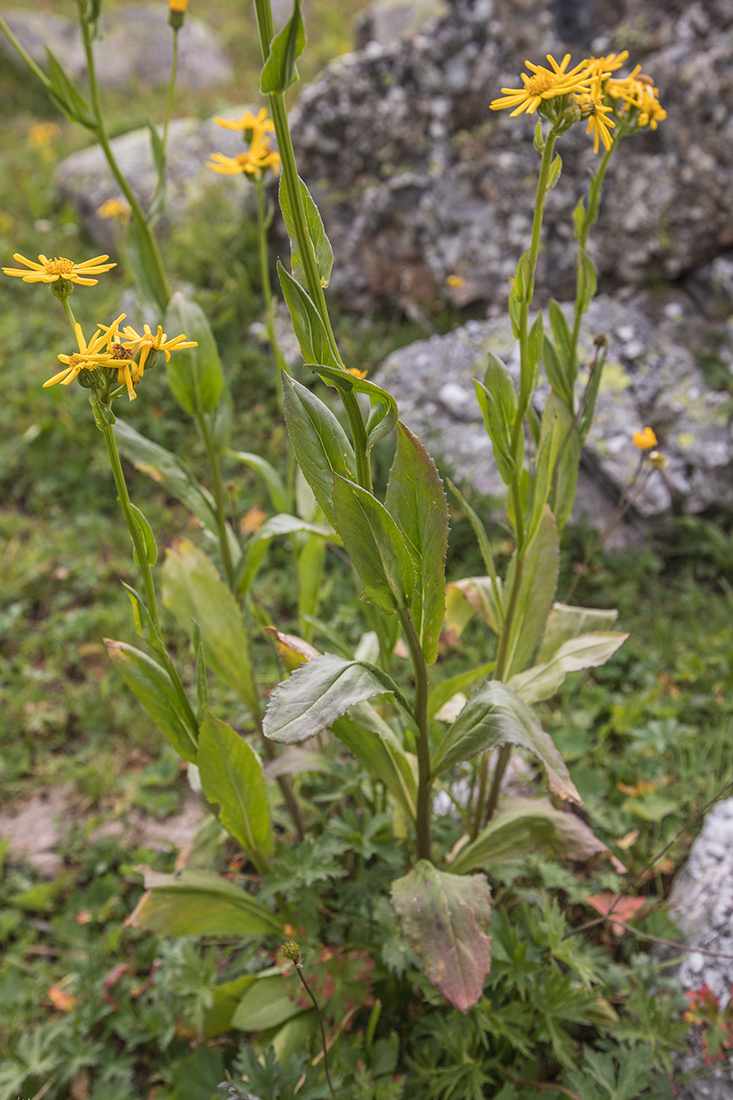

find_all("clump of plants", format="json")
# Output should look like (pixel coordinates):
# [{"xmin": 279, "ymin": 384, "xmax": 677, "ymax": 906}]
[{"xmin": 3, "ymin": 1, "xmax": 714, "ymax": 1097}]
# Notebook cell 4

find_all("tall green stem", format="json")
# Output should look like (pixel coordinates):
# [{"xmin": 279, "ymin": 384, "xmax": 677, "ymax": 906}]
[
  {"xmin": 196, "ymin": 411, "xmax": 236, "ymax": 590},
  {"xmin": 399, "ymin": 608, "xmax": 431, "ymax": 862},
  {"xmin": 255, "ymin": 174, "xmax": 288, "ymax": 386}
]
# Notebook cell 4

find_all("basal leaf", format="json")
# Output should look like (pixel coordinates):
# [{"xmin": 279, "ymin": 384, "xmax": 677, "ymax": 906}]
[
  {"xmin": 198, "ymin": 713, "xmax": 273, "ymax": 861},
  {"xmin": 385, "ymin": 422, "xmax": 449, "ymax": 663},
  {"xmin": 164, "ymin": 292, "xmax": 224, "ymax": 416},
  {"xmin": 391, "ymin": 861, "xmax": 492, "ymax": 1014},
  {"xmin": 538, "ymin": 602, "xmax": 619, "ymax": 665},
  {"xmin": 126, "ymin": 868, "xmax": 282, "ymax": 936},
  {"xmin": 430, "ymin": 679, "xmax": 581, "ymax": 805},
  {"xmin": 508, "ymin": 631, "xmax": 628, "ymax": 705},
  {"xmin": 232, "ymin": 973, "xmax": 303, "ymax": 1031}
]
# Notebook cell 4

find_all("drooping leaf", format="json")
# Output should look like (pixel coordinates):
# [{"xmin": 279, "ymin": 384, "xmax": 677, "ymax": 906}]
[
  {"xmin": 282, "ymin": 373, "xmax": 355, "ymax": 527},
  {"xmin": 126, "ymin": 868, "xmax": 283, "ymax": 936},
  {"xmin": 430, "ymin": 679, "xmax": 581, "ymax": 805},
  {"xmin": 164, "ymin": 292, "xmax": 224, "ymax": 417},
  {"xmin": 162, "ymin": 539, "xmax": 259, "ymax": 717},
  {"xmin": 333, "ymin": 701, "xmax": 417, "ymax": 822},
  {"xmin": 445, "ymin": 577, "xmax": 503, "ymax": 637},
  {"xmin": 265, "ymin": 626, "xmax": 320, "ymax": 674},
  {"xmin": 260, "ymin": 0, "xmax": 305, "ymax": 93},
  {"xmin": 279, "ymin": 173, "xmax": 333, "ymax": 289},
  {"xmin": 197, "ymin": 713, "xmax": 273, "ymax": 861},
  {"xmin": 450, "ymin": 797, "xmax": 625, "ymax": 875},
  {"xmin": 309, "ymin": 364, "xmax": 398, "ymax": 453},
  {"xmin": 332, "ymin": 475, "xmax": 415, "ymax": 615},
  {"xmin": 263, "ymin": 652, "xmax": 401, "ymax": 744},
  {"xmin": 278, "ymin": 265, "xmax": 339, "ymax": 368},
  {"xmin": 391, "ymin": 861, "xmax": 492, "ymax": 1014},
  {"xmin": 538, "ymin": 602, "xmax": 619, "ymax": 665},
  {"xmin": 508, "ymin": 631, "xmax": 628, "ymax": 705},
  {"xmin": 502, "ymin": 506, "xmax": 559, "ymax": 678},
  {"xmin": 105, "ymin": 639, "xmax": 198, "ymax": 762},
  {"xmin": 384, "ymin": 422, "xmax": 449, "ymax": 663}
]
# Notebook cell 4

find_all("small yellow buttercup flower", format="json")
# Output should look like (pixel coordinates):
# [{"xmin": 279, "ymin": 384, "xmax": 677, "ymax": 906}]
[
  {"xmin": 490, "ymin": 53, "xmax": 592, "ymax": 117},
  {"xmin": 633, "ymin": 426, "xmax": 658, "ymax": 450},
  {"xmin": 3, "ymin": 252, "xmax": 116, "ymax": 287},
  {"xmin": 44, "ymin": 323, "xmax": 116, "ymax": 389},
  {"xmin": 98, "ymin": 198, "xmax": 131, "ymax": 224}
]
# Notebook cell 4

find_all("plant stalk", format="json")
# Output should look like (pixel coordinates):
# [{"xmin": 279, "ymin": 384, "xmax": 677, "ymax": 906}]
[
  {"xmin": 399, "ymin": 608, "xmax": 431, "ymax": 862},
  {"xmin": 195, "ymin": 411, "xmax": 236, "ymax": 590}
]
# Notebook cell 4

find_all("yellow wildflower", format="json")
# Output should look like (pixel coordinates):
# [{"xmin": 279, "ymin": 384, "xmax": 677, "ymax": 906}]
[
  {"xmin": 575, "ymin": 79, "xmax": 616, "ymax": 153},
  {"xmin": 97, "ymin": 197, "xmax": 131, "ymax": 224},
  {"xmin": 169, "ymin": 0, "xmax": 187, "ymax": 10},
  {"xmin": 490, "ymin": 53, "xmax": 592, "ymax": 117},
  {"xmin": 633, "ymin": 426, "xmax": 658, "ymax": 450},
  {"xmin": 44, "ymin": 323, "xmax": 116, "ymax": 389},
  {"xmin": 3, "ymin": 253, "xmax": 116, "ymax": 286},
  {"xmin": 214, "ymin": 108, "xmax": 275, "ymax": 139},
  {"xmin": 607, "ymin": 69, "xmax": 666, "ymax": 130},
  {"xmin": 586, "ymin": 51, "xmax": 629, "ymax": 80},
  {"xmin": 117, "ymin": 322, "xmax": 198, "ymax": 376},
  {"xmin": 27, "ymin": 122, "xmax": 61, "ymax": 149},
  {"xmin": 445, "ymin": 273, "xmax": 466, "ymax": 289},
  {"xmin": 207, "ymin": 133, "xmax": 281, "ymax": 177}
]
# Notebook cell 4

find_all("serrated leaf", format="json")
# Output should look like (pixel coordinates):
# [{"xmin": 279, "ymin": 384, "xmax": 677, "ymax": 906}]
[
  {"xmin": 279, "ymin": 173, "xmax": 333, "ymax": 289},
  {"xmin": 508, "ymin": 630, "xmax": 627, "ymax": 705},
  {"xmin": 162, "ymin": 539, "xmax": 259, "ymax": 717},
  {"xmin": 450, "ymin": 797, "xmax": 622, "ymax": 875},
  {"xmin": 164, "ymin": 292, "xmax": 224, "ymax": 416},
  {"xmin": 385, "ymin": 422, "xmax": 448, "ymax": 663},
  {"xmin": 391, "ymin": 862, "xmax": 492, "ymax": 1014},
  {"xmin": 502, "ymin": 506, "xmax": 559, "ymax": 678},
  {"xmin": 105, "ymin": 639, "xmax": 198, "ymax": 762},
  {"xmin": 260, "ymin": 0, "xmax": 305, "ymax": 93},
  {"xmin": 310, "ymin": 363, "xmax": 397, "ymax": 452},
  {"xmin": 282, "ymin": 373, "xmax": 355, "ymax": 527},
  {"xmin": 332, "ymin": 475, "xmax": 415, "ymax": 614},
  {"xmin": 125, "ymin": 868, "xmax": 282, "ymax": 936},
  {"xmin": 430, "ymin": 679, "xmax": 580, "ymax": 804},
  {"xmin": 198, "ymin": 713, "xmax": 273, "ymax": 861},
  {"xmin": 263, "ymin": 652, "xmax": 401, "ymax": 744},
  {"xmin": 278, "ymin": 264, "xmax": 339, "ymax": 368}
]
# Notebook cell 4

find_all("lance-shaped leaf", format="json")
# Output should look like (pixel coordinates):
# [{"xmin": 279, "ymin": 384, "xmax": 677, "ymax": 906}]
[
  {"xmin": 279, "ymin": 173, "xmax": 333, "ymax": 290},
  {"xmin": 105, "ymin": 639, "xmax": 198, "ymax": 762},
  {"xmin": 310, "ymin": 364, "xmax": 398, "ymax": 453},
  {"xmin": 538, "ymin": 602, "xmax": 619, "ymax": 664},
  {"xmin": 449, "ymin": 798, "xmax": 626, "ymax": 875},
  {"xmin": 430, "ymin": 679, "xmax": 580, "ymax": 804},
  {"xmin": 227, "ymin": 449, "xmax": 290, "ymax": 515},
  {"xmin": 502, "ymin": 506, "xmax": 559, "ymax": 678},
  {"xmin": 45, "ymin": 48, "xmax": 96, "ymax": 129},
  {"xmin": 164, "ymin": 292, "xmax": 224, "ymax": 417},
  {"xmin": 162, "ymin": 539, "xmax": 259, "ymax": 717},
  {"xmin": 232, "ymin": 973, "xmax": 303, "ymax": 1031},
  {"xmin": 260, "ymin": 0, "xmax": 305, "ymax": 93},
  {"xmin": 279, "ymin": 265, "xmax": 339, "ymax": 368},
  {"xmin": 332, "ymin": 475, "xmax": 415, "ymax": 615},
  {"xmin": 127, "ymin": 214, "xmax": 169, "ymax": 315},
  {"xmin": 391, "ymin": 861, "xmax": 492, "ymax": 1014},
  {"xmin": 125, "ymin": 868, "xmax": 282, "ymax": 936},
  {"xmin": 544, "ymin": 392, "xmax": 580, "ymax": 533},
  {"xmin": 263, "ymin": 652, "xmax": 401, "ymax": 744},
  {"xmin": 333, "ymin": 701, "xmax": 417, "ymax": 822},
  {"xmin": 197, "ymin": 713, "xmax": 273, "ymax": 860},
  {"xmin": 446, "ymin": 577, "xmax": 503, "ymax": 638},
  {"xmin": 236, "ymin": 513, "xmax": 335, "ymax": 597},
  {"xmin": 385, "ymin": 422, "xmax": 449, "ymax": 664},
  {"xmin": 508, "ymin": 631, "xmax": 628, "ymax": 706},
  {"xmin": 282, "ymin": 373, "xmax": 355, "ymax": 527},
  {"xmin": 475, "ymin": 354, "xmax": 518, "ymax": 487}
]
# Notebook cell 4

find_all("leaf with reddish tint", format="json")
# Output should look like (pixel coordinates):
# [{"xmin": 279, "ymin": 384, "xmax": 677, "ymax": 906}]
[
  {"xmin": 585, "ymin": 893, "xmax": 648, "ymax": 935},
  {"xmin": 390, "ymin": 861, "xmax": 492, "ymax": 1014}
]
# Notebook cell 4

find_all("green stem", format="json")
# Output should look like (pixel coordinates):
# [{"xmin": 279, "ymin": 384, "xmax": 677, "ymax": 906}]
[
  {"xmin": 78, "ymin": 5, "xmax": 171, "ymax": 308},
  {"xmin": 255, "ymin": 174, "xmax": 288, "ymax": 387},
  {"xmin": 196, "ymin": 411, "xmax": 236, "ymax": 591},
  {"xmin": 398, "ymin": 608, "xmax": 431, "ymax": 863},
  {"xmin": 162, "ymin": 29, "xmax": 179, "ymax": 158},
  {"xmin": 60, "ymin": 296, "xmax": 77, "ymax": 330},
  {"xmin": 295, "ymin": 964, "xmax": 338, "ymax": 1100},
  {"xmin": 0, "ymin": 13, "xmax": 52, "ymax": 89}
]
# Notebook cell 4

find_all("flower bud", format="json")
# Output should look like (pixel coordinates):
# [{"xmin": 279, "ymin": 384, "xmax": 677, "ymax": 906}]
[{"xmin": 169, "ymin": 0, "xmax": 187, "ymax": 30}]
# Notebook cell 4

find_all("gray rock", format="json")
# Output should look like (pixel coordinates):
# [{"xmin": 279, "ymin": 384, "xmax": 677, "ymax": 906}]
[
  {"xmin": 54, "ymin": 113, "xmax": 259, "ymax": 250},
  {"xmin": 355, "ymin": 0, "xmax": 450, "ymax": 50},
  {"xmin": 376, "ymin": 294, "xmax": 733, "ymax": 529},
  {"xmin": 1, "ymin": 4, "xmax": 232, "ymax": 90},
  {"xmin": 289, "ymin": 0, "xmax": 733, "ymax": 317}
]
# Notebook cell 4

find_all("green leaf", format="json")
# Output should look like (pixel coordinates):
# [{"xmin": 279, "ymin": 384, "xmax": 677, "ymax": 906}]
[
  {"xmin": 279, "ymin": 173, "xmax": 333, "ymax": 289},
  {"xmin": 333, "ymin": 702, "xmax": 417, "ymax": 822},
  {"xmin": 130, "ymin": 502, "xmax": 157, "ymax": 565},
  {"xmin": 227, "ymin": 449, "xmax": 290, "ymax": 514},
  {"xmin": 208, "ymin": 383, "xmax": 233, "ymax": 455},
  {"xmin": 391, "ymin": 862, "xmax": 492, "ymax": 1014},
  {"xmin": 578, "ymin": 339, "xmax": 607, "ymax": 441},
  {"xmin": 198, "ymin": 713, "xmax": 273, "ymax": 861},
  {"xmin": 45, "ymin": 48, "xmax": 96, "ymax": 129},
  {"xmin": 573, "ymin": 197, "xmax": 586, "ymax": 241},
  {"xmin": 296, "ymin": 530, "xmax": 326, "ymax": 638},
  {"xmin": 508, "ymin": 631, "xmax": 628, "ymax": 705},
  {"xmin": 236, "ymin": 513, "xmax": 334, "ymax": 598},
  {"xmin": 526, "ymin": 311, "xmax": 544, "ymax": 395},
  {"xmin": 105, "ymin": 639, "xmax": 198, "ymax": 762},
  {"xmin": 538, "ymin": 602, "xmax": 618, "ymax": 665},
  {"xmin": 546, "ymin": 153, "xmax": 562, "ymax": 190},
  {"xmin": 526, "ymin": 411, "xmax": 560, "ymax": 545},
  {"xmin": 445, "ymin": 576, "xmax": 503, "ymax": 636},
  {"xmin": 146, "ymin": 122, "xmax": 166, "ymax": 222},
  {"xmin": 430, "ymin": 679, "xmax": 580, "ymax": 804},
  {"xmin": 263, "ymin": 652, "xmax": 401, "ymax": 744},
  {"xmin": 278, "ymin": 264, "xmax": 340, "ymax": 367},
  {"xmin": 543, "ymin": 336, "xmax": 574, "ymax": 408},
  {"xmin": 544, "ymin": 393, "xmax": 580, "ymax": 532},
  {"xmin": 548, "ymin": 299, "xmax": 572, "ymax": 366},
  {"xmin": 282, "ymin": 373, "xmax": 355, "ymax": 527},
  {"xmin": 309, "ymin": 363, "xmax": 398, "ymax": 452},
  {"xmin": 332, "ymin": 475, "xmax": 415, "ymax": 615},
  {"xmin": 164, "ymin": 292, "xmax": 224, "ymax": 416},
  {"xmin": 260, "ymin": 0, "xmax": 305, "ymax": 93},
  {"xmin": 428, "ymin": 661, "xmax": 496, "ymax": 721},
  {"xmin": 577, "ymin": 248, "xmax": 597, "ymax": 315},
  {"xmin": 502, "ymin": 506, "xmax": 559, "ymax": 678},
  {"xmin": 385, "ymin": 422, "xmax": 449, "ymax": 664},
  {"xmin": 126, "ymin": 214, "xmax": 169, "ymax": 315},
  {"xmin": 450, "ymin": 797, "xmax": 621, "ymax": 875},
  {"xmin": 232, "ymin": 974, "xmax": 303, "ymax": 1031},
  {"xmin": 170, "ymin": 1044, "xmax": 224, "ymax": 1100},
  {"xmin": 126, "ymin": 868, "xmax": 282, "ymax": 936},
  {"xmin": 447, "ymin": 482, "xmax": 502, "ymax": 623},
  {"xmin": 475, "ymin": 354, "xmax": 518, "ymax": 486},
  {"xmin": 162, "ymin": 539, "xmax": 259, "ymax": 717}
]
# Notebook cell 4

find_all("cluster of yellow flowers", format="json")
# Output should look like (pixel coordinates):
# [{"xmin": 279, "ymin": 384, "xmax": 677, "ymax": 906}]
[
  {"xmin": 491, "ymin": 51, "xmax": 666, "ymax": 152},
  {"xmin": 207, "ymin": 108, "xmax": 281, "ymax": 178}
]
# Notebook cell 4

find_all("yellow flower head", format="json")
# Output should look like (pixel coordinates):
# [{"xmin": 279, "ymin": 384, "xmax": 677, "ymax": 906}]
[
  {"xmin": 97, "ymin": 198, "xmax": 131, "ymax": 224},
  {"xmin": 117, "ymin": 322, "xmax": 198, "ymax": 377},
  {"xmin": 607, "ymin": 69, "xmax": 666, "ymax": 130},
  {"xmin": 633, "ymin": 426, "xmax": 658, "ymax": 450},
  {"xmin": 446, "ymin": 273, "xmax": 466, "ymax": 289},
  {"xmin": 490, "ymin": 53, "xmax": 592, "ymax": 117},
  {"xmin": 207, "ymin": 132, "xmax": 281, "ymax": 178},
  {"xmin": 3, "ymin": 253, "xmax": 116, "ymax": 287},
  {"xmin": 44, "ymin": 323, "xmax": 116, "ymax": 389},
  {"xmin": 574, "ymin": 87, "xmax": 616, "ymax": 153},
  {"xmin": 169, "ymin": 0, "xmax": 187, "ymax": 11},
  {"xmin": 214, "ymin": 108, "xmax": 275, "ymax": 139}
]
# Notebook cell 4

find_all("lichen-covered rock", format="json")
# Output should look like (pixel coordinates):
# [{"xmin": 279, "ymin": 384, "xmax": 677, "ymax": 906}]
[
  {"xmin": 290, "ymin": 0, "xmax": 733, "ymax": 317},
  {"xmin": 376, "ymin": 294, "xmax": 733, "ymax": 528},
  {"xmin": 355, "ymin": 0, "xmax": 450, "ymax": 49},
  {"xmin": 1, "ymin": 4, "xmax": 232, "ymax": 90}
]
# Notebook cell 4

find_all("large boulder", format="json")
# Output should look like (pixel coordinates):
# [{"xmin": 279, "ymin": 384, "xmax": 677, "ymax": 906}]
[{"xmin": 290, "ymin": 0, "xmax": 733, "ymax": 317}]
